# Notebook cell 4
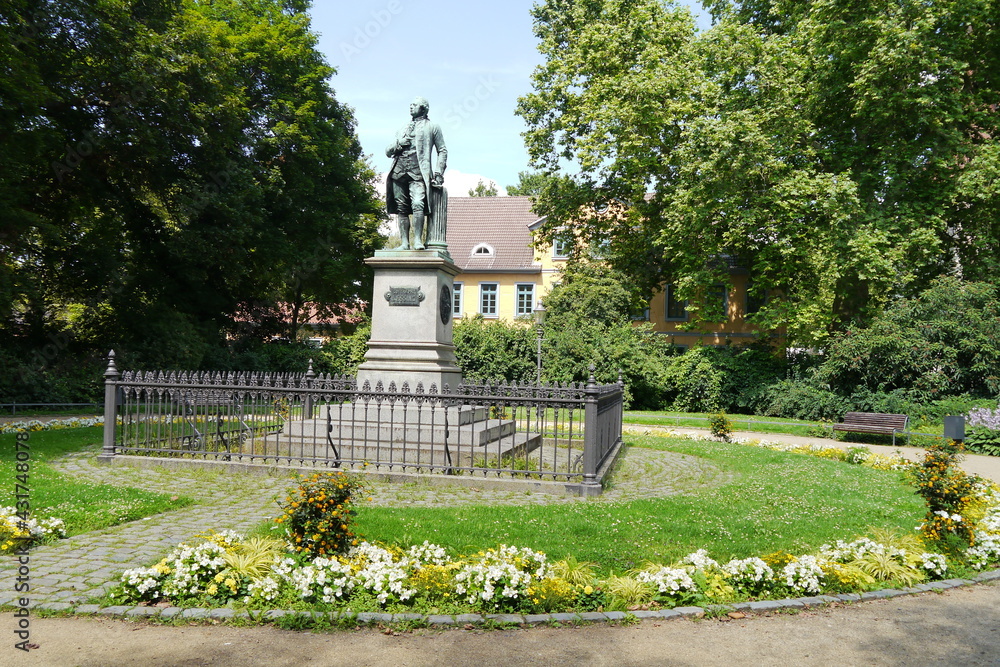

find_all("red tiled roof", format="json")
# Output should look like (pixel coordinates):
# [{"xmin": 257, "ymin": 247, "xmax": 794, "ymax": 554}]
[
  {"xmin": 233, "ymin": 302, "xmax": 365, "ymax": 326},
  {"xmin": 446, "ymin": 196, "xmax": 543, "ymax": 272}
]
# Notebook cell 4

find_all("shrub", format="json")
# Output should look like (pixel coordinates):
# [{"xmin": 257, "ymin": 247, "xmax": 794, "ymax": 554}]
[
  {"xmin": 760, "ymin": 379, "xmax": 850, "ymax": 421},
  {"xmin": 709, "ymin": 412, "xmax": 734, "ymax": 442},
  {"xmin": 453, "ymin": 316, "xmax": 536, "ymax": 383},
  {"xmin": 539, "ymin": 261, "xmax": 674, "ymax": 409},
  {"xmin": 276, "ymin": 472, "xmax": 365, "ymax": 557},
  {"xmin": 660, "ymin": 347, "xmax": 724, "ymax": 412},
  {"xmin": 704, "ymin": 344, "xmax": 786, "ymax": 414},
  {"xmin": 966, "ymin": 428, "xmax": 1000, "ymax": 457},
  {"xmin": 816, "ymin": 277, "xmax": 1000, "ymax": 400}
]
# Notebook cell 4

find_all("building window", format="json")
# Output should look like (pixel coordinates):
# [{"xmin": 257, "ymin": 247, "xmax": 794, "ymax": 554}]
[
  {"xmin": 589, "ymin": 238, "xmax": 611, "ymax": 260},
  {"xmin": 708, "ymin": 283, "xmax": 728, "ymax": 320},
  {"xmin": 745, "ymin": 280, "xmax": 766, "ymax": 318},
  {"xmin": 471, "ymin": 243, "xmax": 494, "ymax": 257},
  {"xmin": 479, "ymin": 283, "xmax": 498, "ymax": 317},
  {"xmin": 552, "ymin": 235, "xmax": 570, "ymax": 259},
  {"xmin": 665, "ymin": 284, "xmax": 687, "ymax": 321},
  {"xmin": 630, "ymin": 306, "xmax": 650, "ymax": 322},
  {"xmin": 452, "ymin": 282, "xmax": 463, "ymax": 317},
  {"xmin": 516, "ymin": 283, "xmax": 535, "ymax": 317}
]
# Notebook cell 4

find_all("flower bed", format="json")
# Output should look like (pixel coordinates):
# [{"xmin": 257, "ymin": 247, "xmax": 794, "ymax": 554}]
[
  {"xmin": 111, "ymin": 509, "xmax": 1000, "ymax": 614},
  {"xmin": 0, "ymin": 417, "xmax": 104, "ymax": 434},
  {"xmin": 108, "ymin": 458, "xmax": 1000, "ymax": 614},
  {"xmin": 1, "ymin": 506, "xmax": 66, "ymax": 553}
]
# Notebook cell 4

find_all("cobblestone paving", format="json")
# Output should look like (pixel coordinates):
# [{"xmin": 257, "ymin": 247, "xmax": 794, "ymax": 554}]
[{"xmin": 1, "ymin": 439, "xmax": 731, "ymax": 607}]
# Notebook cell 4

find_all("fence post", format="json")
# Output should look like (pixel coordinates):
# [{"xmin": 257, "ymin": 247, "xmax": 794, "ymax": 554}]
[
  {"xmin": 304, "ymin": 359, "xmax": 316, "ymax": 420},
  {"xmin": 98, "ymin": 350, "xmax": 119, "ymax": 462},
  {"xmin": 582, "ymin": 365, "xmax": 601, "ymax": 495}
]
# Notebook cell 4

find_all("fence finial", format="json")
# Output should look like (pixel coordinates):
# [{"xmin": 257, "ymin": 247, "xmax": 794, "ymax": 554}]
[
  {"xmin": 306, "ymin": 359, "xmax": 316, "ymax": 379},
  {"xmin": 105, "ymin": 350, "xmax": 119, "ymax": 378},
  {"xmin": 587, "ymin": 364, "xmax": 597, "ymax": 388},
  {"xmin": 618, "ymin": 369, "xmax": 624, "ymax": 386}
]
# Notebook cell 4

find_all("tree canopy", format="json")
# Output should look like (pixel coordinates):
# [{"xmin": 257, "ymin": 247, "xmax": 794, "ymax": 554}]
[
  {"xmin": 467, "ymin": 178, "xmax": 500, "ymax": 197},
  {"xmin": 517, "ymin": 0, "xmax": 1000, "ymax": 346},
  {"xmin": 505, "ymin": 170, "xmax": 553, "ymax": 197},
  {"xmin": 1, "ymin": 0, "xmax": 382, "ymax": 383}
]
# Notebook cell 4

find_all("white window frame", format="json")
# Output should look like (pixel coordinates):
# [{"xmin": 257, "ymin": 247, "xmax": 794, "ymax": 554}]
[
  {"xmin": 452, "ymin": 282, "xmax": 463, "ymax": 317},
  {"xmin": 471, "ymin": 243, "xmax": 494, "ymax": 257},
  {"xmin": 515, "ymin": 283, "xmax": 535, "ymax": 317},
  {"xmin": 479, "ymin": 282, "xmax": 499, "ymax": 318},
  {"xmin": 552, "ymin": 237, "xmax": 569, "ymax": 259}
]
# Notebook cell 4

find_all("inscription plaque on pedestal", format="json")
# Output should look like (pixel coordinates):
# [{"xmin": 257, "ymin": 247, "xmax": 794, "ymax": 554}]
[{"xmin": 385, "ymin": 286, "xmax": 425, "ymax": 306}]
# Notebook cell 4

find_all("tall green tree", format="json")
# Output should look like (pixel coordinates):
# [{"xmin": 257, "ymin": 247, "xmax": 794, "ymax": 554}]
[
  {"xmin": 518, "ymin": 0, "xmax": 1000, "ymax": 345},
  {"xmin": 468, "ymin": 178, "xmax": 499, "ymax": 197},
  {"xmin": 505, "ymin": 170, "xmax": 554, "ymax": 197},
  {"xmin": 0, "ymin": 0, "xmax": 382, "ymax": 378}
]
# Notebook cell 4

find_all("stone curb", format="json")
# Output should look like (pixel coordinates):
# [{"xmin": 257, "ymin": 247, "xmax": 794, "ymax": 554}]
[{"xmin": 13, "ymin": 568, "xmax": 997, "ymax": 627}]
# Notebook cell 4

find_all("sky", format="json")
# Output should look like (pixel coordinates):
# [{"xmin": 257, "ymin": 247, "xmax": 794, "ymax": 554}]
[{"xmin": 307, "ymin": 1, "xmax": 711, "ymax": 197}]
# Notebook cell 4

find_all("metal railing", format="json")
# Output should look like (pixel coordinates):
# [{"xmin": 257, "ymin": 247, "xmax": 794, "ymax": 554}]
[{"xmin": 98, "ymin": 353, "xmax": 624, "ymax": 495}]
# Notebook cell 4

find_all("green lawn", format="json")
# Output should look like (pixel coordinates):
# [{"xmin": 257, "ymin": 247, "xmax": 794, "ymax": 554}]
[
  {"xmin": 624, "ymin": 411, "xmax": 829, "ymax": 437},
  {"xmin": 1, "ymin": 426, "xmax": 192, "ymax": 536},
  {"xmin": 624, "ymin": 410, "xmax": 948, "ymax": 446},
  {"xmin": 353, "ymin": 434, "xmax": 926, "ymax": 573}
]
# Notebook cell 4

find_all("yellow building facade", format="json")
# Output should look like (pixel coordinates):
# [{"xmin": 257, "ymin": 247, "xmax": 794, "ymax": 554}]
[{"xmin": 446, "ymin": 196, "xmax": 781, "ymax": 347}]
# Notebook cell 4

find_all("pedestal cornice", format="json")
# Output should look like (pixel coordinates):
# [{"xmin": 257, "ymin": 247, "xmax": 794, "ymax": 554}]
[{"xmin": 367, "ymin": 250, "xmax": 459, "ymax": 276}]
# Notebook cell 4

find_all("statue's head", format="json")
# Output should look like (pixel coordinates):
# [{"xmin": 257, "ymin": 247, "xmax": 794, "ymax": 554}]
[{"xmin": 410, "ymin": 96, "xmax": 430, "ymax": 118}]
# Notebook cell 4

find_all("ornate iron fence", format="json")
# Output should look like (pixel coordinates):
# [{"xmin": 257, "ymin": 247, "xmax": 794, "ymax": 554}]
[{"xmin": 98, "ymin": 352, "xmax": 624, "ymax": 495}]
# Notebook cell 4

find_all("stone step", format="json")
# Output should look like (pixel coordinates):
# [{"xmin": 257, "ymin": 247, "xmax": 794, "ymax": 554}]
[
  {"xmin": 290, "ymin": 403, "xmax": 488, "ymax": 431},
  {"xmin": 241, "ymin": 430, "xmax": 542, "ymax": 470},
  {"xmin": 283, "ymin": 416, "xmax": 515, "ymax": 447}
]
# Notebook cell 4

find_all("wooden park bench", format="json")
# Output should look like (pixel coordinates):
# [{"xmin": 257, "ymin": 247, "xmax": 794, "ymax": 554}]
[{"xmin": 832, "ymin": 412, "xmax": 909, "ymax": 446}]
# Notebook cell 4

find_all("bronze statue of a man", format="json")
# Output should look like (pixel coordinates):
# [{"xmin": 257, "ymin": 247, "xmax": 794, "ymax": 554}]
[{"xmin": 386, "ymin": 97, "xmax": 448, "ymax": 251}]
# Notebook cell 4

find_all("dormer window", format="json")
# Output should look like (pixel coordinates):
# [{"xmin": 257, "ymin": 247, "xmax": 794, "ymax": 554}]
[{"xmin": 471, "ymin": 243, "xmax": 495, "ymax": 257}]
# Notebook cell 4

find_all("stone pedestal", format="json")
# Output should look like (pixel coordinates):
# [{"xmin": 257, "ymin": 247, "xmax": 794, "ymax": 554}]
[{"xmin": 356, "ymin": 249, "xmax": 463, "ymax": 391}]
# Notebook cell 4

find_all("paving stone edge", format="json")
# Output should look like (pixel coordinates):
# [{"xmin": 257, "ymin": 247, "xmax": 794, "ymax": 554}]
[{"xmin": 14, "ymin": 568, "xmax": 998, "ymax": 627}]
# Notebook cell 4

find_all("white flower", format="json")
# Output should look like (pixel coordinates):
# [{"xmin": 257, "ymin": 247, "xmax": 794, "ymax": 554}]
[
  {"xmin": 722, "ymin": 558, "xmax": 774, "ymax": 592},
  {"xmin": 681, "ymin": 549, "xmax": 719, "ymax": 571},
  {"xmin": 635, "ymin": 567, "xmax": 696, "ymax": 595},
  {"xmin": 782, "ymin": 556, "xmax": 826, "ymax": 594}
]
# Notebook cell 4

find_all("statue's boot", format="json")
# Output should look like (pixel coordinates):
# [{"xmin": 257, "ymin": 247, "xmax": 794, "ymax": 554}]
[
  {"xmin": 396, "ymin": 215, "xmax": 411, "ymax": 250},
  {"xmin": 412, "ymin": 212, "xmax": 426, "ymax": 250}
]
